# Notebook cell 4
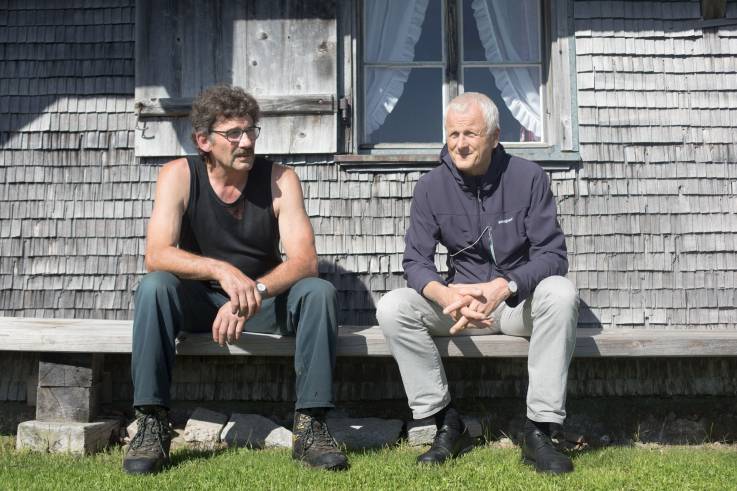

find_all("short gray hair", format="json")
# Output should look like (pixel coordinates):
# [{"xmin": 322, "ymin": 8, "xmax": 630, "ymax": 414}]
[{"xmin": 445, "ymin": 92, "xmax": 499, "ymax": 136}]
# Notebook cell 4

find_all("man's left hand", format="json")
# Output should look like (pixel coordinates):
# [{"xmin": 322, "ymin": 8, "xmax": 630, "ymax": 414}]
[
  {"xmin": 212, "ymin": 301, "xmax": 247, "ymax": 347},
  {"xmin": 443, "ymin": 278, "xmax": 512, "ymax": 334}
]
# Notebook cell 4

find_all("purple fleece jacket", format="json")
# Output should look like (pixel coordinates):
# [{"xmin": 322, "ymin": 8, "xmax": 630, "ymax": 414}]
[{"xmin": 403, "ymin": 144, "xmax": 568, "ymax": 307}]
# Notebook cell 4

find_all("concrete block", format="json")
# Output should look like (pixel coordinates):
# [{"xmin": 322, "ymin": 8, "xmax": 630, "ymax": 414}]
[
  {"xmin": 327, "ymin": 417, "xmax": 403, "ymax": 450},
  {"xmin": 220, "ymin": 413, "xmax": 292, "ymax": 449},
  {"xmin": 183, "ymin": 407, "xmax": 228, "ymax": 449},
  {"xmin": 407, "ymin": 418, "xmax": 436, "ymax": 446},
  {"xmin": 16, "ymin": 419, "xmax": 118, "ymax": 455},
  {"xmin": 407, "ymin": 416, "xmax": 482, "ymax": 446},
  {"xmin": 126, "ymin": 419, "xmax": 138, "ymax": 440}
]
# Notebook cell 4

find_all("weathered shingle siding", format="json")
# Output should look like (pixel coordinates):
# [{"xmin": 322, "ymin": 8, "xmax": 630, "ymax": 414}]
[
  {"xmin": 0, "ymin": 0, "xmax": 143, "ymax": 319},
  {"xmin": 571, "ymin": 0, "xmax": 737, "ymax": 329},
  {"xmin": 1, "ymin": 0, "xmax": 736, "ymax": 330}
]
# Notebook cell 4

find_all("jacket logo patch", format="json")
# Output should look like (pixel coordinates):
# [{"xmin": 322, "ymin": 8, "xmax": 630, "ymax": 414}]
[{"xmin": 498, "ymin": 217, "xmax": 513, "ymax": 224}]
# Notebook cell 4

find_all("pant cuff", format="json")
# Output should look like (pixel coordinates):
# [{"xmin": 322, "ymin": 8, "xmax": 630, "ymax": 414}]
[
  {"xmin": 295, "ymin": 401, "xmax": 335, "ymax": 410},
  {"xmin": 412, "ymin": 393, "xmax": 451, "ymax": 420},
  {"xmin": 133, "ymin": 399, "xmax": 170, "ymax": 410},
  {"xmin": 526, "ymin": 409, "xmax": 565, "ymax": 425}
]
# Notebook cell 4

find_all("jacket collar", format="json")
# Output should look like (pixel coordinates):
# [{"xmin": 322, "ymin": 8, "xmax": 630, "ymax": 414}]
[{"xmin": 439, "ymin": 143, "xmax": 510, "ymax": 193}]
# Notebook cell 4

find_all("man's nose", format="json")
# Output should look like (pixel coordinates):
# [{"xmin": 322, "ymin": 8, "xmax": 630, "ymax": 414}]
[{"xmin": 238, "ymin": 133, "xmax": 254, "ymax": 147}]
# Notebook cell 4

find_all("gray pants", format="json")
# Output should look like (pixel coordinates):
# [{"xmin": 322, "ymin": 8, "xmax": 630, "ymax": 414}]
[
  {"xmin": 376, "ymin": 276, "xmax": 579, "ymax": 424},
  {"xmin": 131, "ymin": 272, "xmax": 339, "ymax": 410}
]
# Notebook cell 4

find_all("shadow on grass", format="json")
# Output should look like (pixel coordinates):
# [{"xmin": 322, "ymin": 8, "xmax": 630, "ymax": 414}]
[{"xmin": 169, "ymin": 446, "xmax": 233, "ymax": 468}]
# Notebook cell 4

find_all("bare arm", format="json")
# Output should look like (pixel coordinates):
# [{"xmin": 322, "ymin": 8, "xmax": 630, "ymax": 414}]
[
  {"xmin": 145, "ymin": 158, "xmax": 210, "ymax": 276},
  {"xmin": 257, "ymin": 165, "xmax": 318, "ymax": 296},
  {"xmin": 145, "ymin": 158, "xmax": 261, "ymax": 317}
]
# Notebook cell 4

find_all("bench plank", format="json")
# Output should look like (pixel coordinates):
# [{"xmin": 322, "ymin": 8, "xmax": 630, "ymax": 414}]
[{"xmin": 2, "ymin": 317, "xmax": 737, "ymax": 357}]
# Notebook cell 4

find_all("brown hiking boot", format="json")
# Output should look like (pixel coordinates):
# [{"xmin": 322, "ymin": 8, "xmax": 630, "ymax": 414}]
[
  {"xmin": 123, "ymin": 406, "xmax": 172, "ymax": 475},
  {"xmin": 292, "ymin": 409, "xmax": 349, "ymax": 470}
]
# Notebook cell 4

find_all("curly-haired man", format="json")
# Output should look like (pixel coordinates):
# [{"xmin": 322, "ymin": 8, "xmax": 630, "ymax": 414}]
[{"xmin": 123, "ymin": 85, "xmax": 348, "ymax": 474}]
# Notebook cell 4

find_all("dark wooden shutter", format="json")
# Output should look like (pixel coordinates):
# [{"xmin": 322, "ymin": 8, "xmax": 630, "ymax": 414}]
[{"xmin": 135, "ymin": 0, "xmax": 338, "ymax": 156}]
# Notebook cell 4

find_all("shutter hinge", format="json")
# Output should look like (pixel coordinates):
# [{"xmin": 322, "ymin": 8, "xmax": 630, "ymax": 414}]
[{"xmin": 339, "ymin": 97, "xmax": 352, "ymax": 127}]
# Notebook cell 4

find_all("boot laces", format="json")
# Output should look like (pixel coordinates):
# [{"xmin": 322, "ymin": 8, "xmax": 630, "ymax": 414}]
[
  {"xmin": 301, "ymin": 415, "xmax": 339, "ymax": 452},
  {"xmin": 130, "ymin": 412, "xmax": 169, "ymax": 455}
]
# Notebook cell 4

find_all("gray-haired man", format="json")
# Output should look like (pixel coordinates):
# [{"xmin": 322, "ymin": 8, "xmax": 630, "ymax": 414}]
[{"xmin": 377, "ymin": 92, "xmax": 579, "ymax": 474}]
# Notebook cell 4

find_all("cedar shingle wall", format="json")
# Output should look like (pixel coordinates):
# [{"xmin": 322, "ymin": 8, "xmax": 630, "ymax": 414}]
[
  {"xmin": 1, "ymin": 0, "xmax": 736, "ymax": 330},
  {"xmin": 0, "ymin": 0, "xmax": 142, "ymax": 320},
  {"xmin": 570, "ymin": 0, "xmax": 737, "ymax": 329}
]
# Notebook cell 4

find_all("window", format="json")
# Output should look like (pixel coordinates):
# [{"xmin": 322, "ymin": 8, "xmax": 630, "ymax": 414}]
[{"xmin": 350, "ymin": 0, "xmax": 579, "ymax": 162}]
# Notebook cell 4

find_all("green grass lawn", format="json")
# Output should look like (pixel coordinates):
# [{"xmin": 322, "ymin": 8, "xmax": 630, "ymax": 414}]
[{"xmin": 2, "ymin": 436, "xmax": 736, "ymax": 490}]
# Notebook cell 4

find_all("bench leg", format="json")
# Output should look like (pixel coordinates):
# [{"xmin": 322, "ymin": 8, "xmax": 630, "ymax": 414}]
[
  {"xmin": 16, "ymin": 353, "xmax": 118, "ymax": 455},
  {"xmin": 36, "ymin": 353, "xmax": 103, "ymax": 422}
]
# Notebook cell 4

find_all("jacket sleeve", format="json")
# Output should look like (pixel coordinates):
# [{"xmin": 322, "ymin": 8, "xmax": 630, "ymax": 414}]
[
  {"xmin": 403, "ymin": 177, "xmax": 445, "ymax": 295},
  {"xmin": 505, "ymin": 169, "xmax": 568, "ymax": 307}
]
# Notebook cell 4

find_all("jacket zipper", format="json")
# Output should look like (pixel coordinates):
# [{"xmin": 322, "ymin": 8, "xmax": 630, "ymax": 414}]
[{"xmin": 478, "ymin": 185, "xmax": 497, "ymax": 282}]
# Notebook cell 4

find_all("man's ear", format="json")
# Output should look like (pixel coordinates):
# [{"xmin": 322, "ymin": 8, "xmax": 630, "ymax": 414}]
[
  {"xmin": 492, "ymin": 127, "xmax": 501, "ymax": 149},
  {"xmin": 195, "ymin": 132, "xmax": 212, "ymax": 153}
]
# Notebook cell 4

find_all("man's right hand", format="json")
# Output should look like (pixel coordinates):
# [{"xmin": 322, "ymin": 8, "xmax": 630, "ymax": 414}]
[
  {"xmin": 442, "ymin": 286, "xmax": 495, "ymax": 334},
  {"xmin": 424, "ymin": 282, "xmax": 494, "ymax": 334},
  {"xmin": 213, "ymin": 261, "xmax": 262, "ymax": 318}
]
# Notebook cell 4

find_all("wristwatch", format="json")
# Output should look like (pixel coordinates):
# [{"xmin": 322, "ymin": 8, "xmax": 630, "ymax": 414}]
[
  {"xmin": 506, "ymin": 279, "xmax": 518, "ymax": 296},
  {"xmin": 256, "ymin": 282, "xmax": 268, "ymax": 297}
]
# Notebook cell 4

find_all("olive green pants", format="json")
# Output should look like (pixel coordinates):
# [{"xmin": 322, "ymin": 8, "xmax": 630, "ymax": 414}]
[{"xmin": 131, "ymin": 272, "xmax": 338, "ymax": 410}]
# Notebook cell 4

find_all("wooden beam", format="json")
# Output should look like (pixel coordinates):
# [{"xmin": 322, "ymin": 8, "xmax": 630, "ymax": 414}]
[
  {"xmin": 135, "ymin": 94, "xmax": 337, "ymax": 118},
  {"xmin": 2, "ymin": 318, "xmax": 737, "ymax": 358},
  {"xmin": 36, "ymin": 353, "xmax": 103, "ymax": 422}
]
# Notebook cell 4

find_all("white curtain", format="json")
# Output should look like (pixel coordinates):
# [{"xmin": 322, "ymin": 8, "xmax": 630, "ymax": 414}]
[
  {"xmin": 471, "ymin": 0, "xmax": 542, "ymax": 139},
  {"xmin": 364, "ymin": 0, "xmax": 429, "ymax": 137}
]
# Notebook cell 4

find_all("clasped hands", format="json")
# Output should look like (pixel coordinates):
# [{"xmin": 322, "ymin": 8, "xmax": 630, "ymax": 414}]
[
  {"xmin": 441, "ymin": 277, "xmax": 511, "ymax": 335},
  {"xmin": 212, "ymin": 262, "xmax": 263, "ymax": 346}
]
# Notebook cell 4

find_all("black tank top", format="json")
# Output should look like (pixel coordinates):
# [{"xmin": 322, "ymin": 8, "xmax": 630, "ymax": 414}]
[{"xmin": 179, "ymin": 155, "xmax": 282, "ymax": 283}]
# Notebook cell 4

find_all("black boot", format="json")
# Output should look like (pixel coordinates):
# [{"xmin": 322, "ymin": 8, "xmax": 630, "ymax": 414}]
[
  {"xmin": 292, "ymin": 409, "xmax": 349, "ymax": 471},
  {"xmin": 123, "ymin": 406, "xmax": 172, "ymax": 475},
  {"xmin": 417, "ymin": 405, "xmax": 475, "ymax": 465},
  {"xmin": 522, "ymin": 419, "xmax": 573, "ymax": 474}
]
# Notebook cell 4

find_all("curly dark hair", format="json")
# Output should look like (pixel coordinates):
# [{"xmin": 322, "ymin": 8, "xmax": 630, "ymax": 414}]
[{"xmin": 190, "ymin": 84, "xmax": 260, "ymax": 145}]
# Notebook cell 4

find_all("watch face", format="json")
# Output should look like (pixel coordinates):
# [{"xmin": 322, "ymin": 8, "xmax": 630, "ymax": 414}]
[
  {"xmin": 257, "ymin": 283, "xmax": 267, "ymax": 294},
  {"xmin": 508, "ymin": 281, "xmax": 518, "ymax": 294}
]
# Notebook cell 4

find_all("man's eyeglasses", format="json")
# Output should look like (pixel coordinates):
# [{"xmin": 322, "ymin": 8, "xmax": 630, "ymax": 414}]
[{"xmin": 211, "ymin": 126, "xmax": 261, "ymax": 143}]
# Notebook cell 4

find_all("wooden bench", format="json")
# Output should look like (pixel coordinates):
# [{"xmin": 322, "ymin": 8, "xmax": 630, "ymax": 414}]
[
  {"xmin": 4, "ymin": 317, "xmax": 737, "ymax": 358},
  {"xmin": 5, "ymin": 316, "xmax": 737, "ymax": 420},
  {"xmin": 5, "ymin": 316, "xmax": 737, "ymax": 453}
]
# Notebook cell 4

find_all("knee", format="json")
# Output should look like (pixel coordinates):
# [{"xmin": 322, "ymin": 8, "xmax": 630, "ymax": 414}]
[
  {"xmin": 536, "ymin": 276, "xmax": 579, "ymax": 312},
  {"xmin": 297, "ymin": 277, "xmax": 337, "ymax": 304},
  {"xmin": 135, "ymin": 271, "xmax": 179, "ymax": 300},
  {"xmin": 376, "ymin": 288, "xmax": 420, "ymax": 336}
]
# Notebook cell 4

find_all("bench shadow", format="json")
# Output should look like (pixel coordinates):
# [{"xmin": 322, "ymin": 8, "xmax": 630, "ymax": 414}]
[{"xmin": 575, "ymin": 298, "xmax": 604, "ymax": 356}]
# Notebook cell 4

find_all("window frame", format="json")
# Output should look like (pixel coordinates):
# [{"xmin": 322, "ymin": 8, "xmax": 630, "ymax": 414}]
[{"xmin": 336, "ymin": 0, "xmax": 580, "ymax": 168}]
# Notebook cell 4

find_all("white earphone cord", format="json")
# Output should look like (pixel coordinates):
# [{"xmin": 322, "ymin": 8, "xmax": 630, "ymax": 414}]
[{"xmin": 449, "ymin": 225, "xmax": 490, "ymax": 258}]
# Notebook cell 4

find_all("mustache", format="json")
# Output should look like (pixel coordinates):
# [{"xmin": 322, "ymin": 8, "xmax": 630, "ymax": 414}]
[{"xmin": 233, "ymin": 151, "xmax": 253, "ymax": 158}]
